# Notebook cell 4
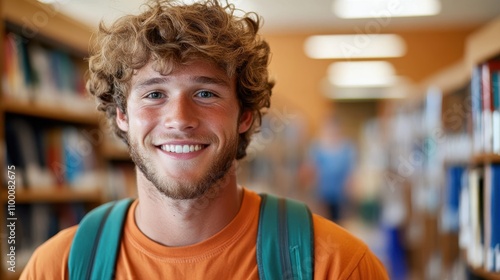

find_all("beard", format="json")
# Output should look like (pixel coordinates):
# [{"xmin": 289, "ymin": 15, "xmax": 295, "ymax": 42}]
[{"xmin": 128, "ymin": 131, "xmax": 238, "ymax": 200}]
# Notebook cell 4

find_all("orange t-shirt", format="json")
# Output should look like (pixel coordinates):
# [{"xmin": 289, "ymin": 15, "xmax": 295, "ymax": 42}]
[{"xmin": 20, "ymin": 188, "xmax": 388, "ymax": 279}]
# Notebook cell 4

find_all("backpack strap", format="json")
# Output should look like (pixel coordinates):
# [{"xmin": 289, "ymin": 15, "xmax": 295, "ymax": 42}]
[
  {"xmin": 68, "ymin": 194, "xmax": 314, "ymax": 279},
  {"xmin": 68, "ymin": 198, "xmax": 133, "ymax": 280},
  {"xmin": 257, "ymin": 194, "xmax": 314, "ymax": 280}
]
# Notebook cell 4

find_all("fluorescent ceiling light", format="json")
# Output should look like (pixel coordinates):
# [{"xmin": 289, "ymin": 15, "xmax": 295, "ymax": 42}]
[
  {"xmin": 321, "ymin": 76, "xmax": 411, "ymax": 100},
  {"xmin": 328, "ymin": 61, "xmax": 396, "ymax": 87},
  {"xmin": 325, "ymin": 86, "xmax": 407, "ymax": 100},
  {"xmin": 333, "ymin": 0, "xmax": 441, "ymax": 19},
  {"xmin": 304, "ymin": 34, "xmax": 406, "ymax": 59}
]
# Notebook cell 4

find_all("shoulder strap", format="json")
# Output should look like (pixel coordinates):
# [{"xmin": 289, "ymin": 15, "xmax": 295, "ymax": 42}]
[
  {"xmin": 68, "ymin": 195, "xmax": 314, "ymax": 279},
  {"xmin": 257, "ymin": 194, "xmax": 314, "ymax": 280},
  {"xmin": 68, "ymin": 198, "xmax": 133, "ymax": 280}
]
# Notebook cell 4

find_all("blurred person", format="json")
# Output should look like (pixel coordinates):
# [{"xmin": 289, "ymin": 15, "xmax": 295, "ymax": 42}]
[
  {"xmin": 20, "ymin": 0, "xmax": 387, "ymax": 279},
  {"xmin": 301, "ymin": 114, "xmax": 357, "ymax": 222}
]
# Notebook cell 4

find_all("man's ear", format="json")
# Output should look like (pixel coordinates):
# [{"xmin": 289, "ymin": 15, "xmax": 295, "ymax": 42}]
[
  {"xmin": 116, "ymin": 107, "xmax": 129, "ymax": 132},
  {"xmin": 238, "ymin": 111, "xmax": 253, "ymax": 134}
]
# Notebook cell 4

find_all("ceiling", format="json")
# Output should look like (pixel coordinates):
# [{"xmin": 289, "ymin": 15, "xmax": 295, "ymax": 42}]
[{"xmin": 54, "ymin": 0, "xmax": 500, "ymax": 34}]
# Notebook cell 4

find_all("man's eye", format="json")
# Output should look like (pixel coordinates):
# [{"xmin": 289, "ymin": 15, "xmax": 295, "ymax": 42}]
[
  {"xmin": 147, "ymin": 92, "xmax": 164, "ymax": 99},
  {"xmin": 197, "ymin": 91, "xmax": 215, "ymax": 98}
]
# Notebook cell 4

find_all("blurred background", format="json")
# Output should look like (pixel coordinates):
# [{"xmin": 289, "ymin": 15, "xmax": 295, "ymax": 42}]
[{"xmin": 2, "ymin": 0, "xmax": 500, "ymax": 279}]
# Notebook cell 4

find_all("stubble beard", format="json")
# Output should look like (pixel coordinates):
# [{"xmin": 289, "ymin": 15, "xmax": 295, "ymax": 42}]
[{"xmin": 128, "ymin": 132, "xmax": 239, "ymax": 200}]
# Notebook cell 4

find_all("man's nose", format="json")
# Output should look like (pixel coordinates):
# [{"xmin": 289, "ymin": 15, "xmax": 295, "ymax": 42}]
[{"xmin": 163, "ymin": 96, "xmax": 199, "ymax": 131}]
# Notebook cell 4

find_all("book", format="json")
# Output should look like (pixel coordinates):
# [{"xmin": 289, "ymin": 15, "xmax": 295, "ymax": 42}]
[
  {"xmin": 485, "ymin": 164, "xmax": 500, "ymax": 272},
  {"xmin": 2, "ymin": 33, "xmax": 30, "ymax": 101},
  {"xmin": 492, "ymin": 70, "xmax": 500, "ymax": 154},
  {"xmin": 45, "ymin": 127, "xmax": 65, "ymax": 186},
  {"xmin": 480, "ymin": 61, "xmax": 500, "ymax": 154},
  {"xmin": 5, "ymin": 118, "xmax": 99, "ymax": 189},
  {"xmin": 2, "ymin": 31, "xmax": 93, "ymax": 110},
  {"xmin": 484, "ymin": 164, "xmax": 493, "ymax": 271},
  {"xmin": 61, "ymin": 127, "xmax": 99, "ymax": 189},
  {"xmin": 28, "ymin": 43, "xmax": 58, "ymax": 104},
  {"xmin": 482, "ymin": 63, "xmax": 493, "ymax": 154},
  {"xmin": 459, "ymin": 169, "xmax": 471, "ymax": 250},
  {"xmin": 442, "ymin": 165, "xmax": 464, "ymax": 233},
  {"xmin": 5, "ymin": 120, "xmax": 27, "ymax": 188},
  {"xmin": 467, "ymin": 168, "xmax": 484, "ymax": 268},
  {"xmin": 471, "ymin": 65, "xmax": 483, "ymax": 155},
  {"xmin": 8, "ymin": 118, "xmax": 54, "ymax": 188}
]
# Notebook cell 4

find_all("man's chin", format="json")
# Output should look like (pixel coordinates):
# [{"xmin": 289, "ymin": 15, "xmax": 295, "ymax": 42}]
[{"xmin": 154, "ymin": 182, "xmax": 213, "ymax": 200}]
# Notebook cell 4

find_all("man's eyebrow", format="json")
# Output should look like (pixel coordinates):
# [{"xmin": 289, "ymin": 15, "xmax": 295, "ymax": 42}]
[
  {"xmin": 191, "ymin": 75, "xmax": 231, "ymax": 87},
  {"xmin": 133, "ymin": 75, "xmax": 231, "ymax": 90},
  {"xmin": 133, "ymin": 77, "xmax": 169, "ymax": 90}
]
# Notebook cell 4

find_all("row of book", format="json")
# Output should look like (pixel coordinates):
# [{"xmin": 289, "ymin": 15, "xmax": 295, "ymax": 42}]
[
  {"xmin": 2, "ymin": 31, "xmax": 92, "ymax": 111},
  {"xmin": 458, "ymin": 164, "xmax": 500, "ymax": 272},
  {"xmin": 1, "ymin": 203, "xmax": 87, "ymax": 270},
  {"xmin": 471, "ymin": 59, "xmax": 500, "ymax": 155},
  {"xmin": 5, "ymin": 117, "xmax": 102, "ymax": 190}
]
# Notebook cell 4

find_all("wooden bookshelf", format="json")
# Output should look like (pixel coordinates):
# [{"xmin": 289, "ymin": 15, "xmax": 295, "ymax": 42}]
[
  {"xmin": 466, "ymin": 16, "xmax": 500, "ymax": 69},
  {"xmin": 380, "ymin": 15, "xmax": 500, "ymax": 279},
  {"xmin": 472, "ymin": 154, "xmax": 500, "ymax": 164},
  {"xmin": 2, "ymin": 0, "xmax": 92, "ymax": 55},
  {"xmin": 0, "ymin": 0, "xmax": 110, "ymax": 278},
  {"xmin": 471, "ymin": 267, "xmax": 500, "ymax": 280},
  {"xmin": 1, "ymin": 188, "xmax": 102, "ymax": 203},
  {"xmin": 1, "ymin": 98, "xmax": 99, "ymax": 125},
  {"xmin": 100, "ymin": 141, "xmax": 131, "ymax": 161},
  {"xmin": 420, "ymin": 59, "xmax": 470, "ymax": 96}
]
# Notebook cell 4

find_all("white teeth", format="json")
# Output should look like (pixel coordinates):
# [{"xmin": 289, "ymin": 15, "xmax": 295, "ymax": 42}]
[{"xmin": 161, "ymin": 144, "xmax": 203, "ymax": 153}]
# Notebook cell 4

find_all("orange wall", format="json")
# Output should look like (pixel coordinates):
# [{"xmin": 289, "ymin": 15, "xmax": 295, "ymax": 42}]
[{"xmin": 263, "ymin": 27, "xmax": 476, "ymax": 135}]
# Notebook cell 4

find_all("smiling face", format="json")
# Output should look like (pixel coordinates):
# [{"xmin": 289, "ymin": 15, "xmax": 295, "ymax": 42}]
[{"xmin": 116, "ymin": 60, "xmax": 252, "ymax": 200}]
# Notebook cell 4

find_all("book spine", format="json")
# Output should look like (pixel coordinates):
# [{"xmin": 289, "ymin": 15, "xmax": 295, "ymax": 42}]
[
  {"xmin": 471, "ymin": 65, "xmax": 483, "ymax": 155},
  {"xmin": 491, "ymin": 165, "xmax": 500, "ymax": 272},
  {"xmin": 3, "ymin": 31, "xmax": 92, "ymax": 108},
  {"xmin": 492, "ymin": 71, "xmax": 500, "ymax": 154},
  {"xmin": 482, "ymin": 64, "xmax": 493, "ymax": 154}
]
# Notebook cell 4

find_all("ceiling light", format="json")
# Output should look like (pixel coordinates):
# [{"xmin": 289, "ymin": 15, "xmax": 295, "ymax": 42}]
[
  {"xmin": 321, "ymin": 76, "xmax": 411, "ymax": 100},
  {"xmin": 304, "ymin": 34, "xmax": 406, "ymax": 59},
  {"xmin": 332, "ymin": 0, "xmax": 441, "ymax": 19},
  {"xmin": 328, "ymin": 61, "xmax": 396, "ymax": 87},
  {"xmin": 323, "ymin": 86, "xmax": 407, "ymax": 100}
]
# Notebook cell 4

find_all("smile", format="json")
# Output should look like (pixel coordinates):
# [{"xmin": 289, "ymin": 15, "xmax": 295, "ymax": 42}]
[{"xmin": 160, "ymin": 144, "xmax": 205, "ymax": 153}]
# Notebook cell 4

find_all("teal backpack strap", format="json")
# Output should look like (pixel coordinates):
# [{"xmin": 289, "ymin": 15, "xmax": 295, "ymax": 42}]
[
  {"xmin": 68, "ymin": 198, "xmax": 133, "ymax": 280},
  {"xmin": 257, "ymin": 194, "xmax": 314, "ymax": 280}
]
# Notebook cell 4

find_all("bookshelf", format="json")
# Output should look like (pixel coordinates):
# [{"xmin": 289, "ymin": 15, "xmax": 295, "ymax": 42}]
[
  {"xmin": 1, "ymin": 99, "xmax": 100, "ymax": 125},
  {"xmin": 382, "ymin": 16, "xmax": 500, "ymax": 279},
  {"xmin": 0, "ymin": 188, "xmax": 103, "ymax": 203},
  {"xmin": 0, "ymin": 0, "xmax": 135, "ymax": 278}
]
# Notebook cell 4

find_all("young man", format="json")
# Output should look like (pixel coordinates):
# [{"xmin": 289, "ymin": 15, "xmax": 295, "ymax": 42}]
[{"xmin": 21, "ymin": 0, "xmax": 389, "ymax": 279}]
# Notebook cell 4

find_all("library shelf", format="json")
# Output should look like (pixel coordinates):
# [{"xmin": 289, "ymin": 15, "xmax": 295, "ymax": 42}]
[
  {"xmin": 470, "ymin": 267, "xmax": 500, "ymax": 280},
  {"xmin": 2, "ymin": 98, "xmax": 100, "ymax": 125},
  {"xmin": 472, "ymin": 154, "xmax": 500, "ymax": 165},
  {"xmin": 1, "ymin": 188, "xmax": 103, "ymax": 203},
  {"xmin": 381, "ymin": 15, "xmax": 500, "ymax": 279},
  {"xmin": 100, "ymin": 142, "xmax": 131, "ymax": 161},
  {"xmin": 0, "ymin": 1, "xmax": 115, "ymax": 278}
]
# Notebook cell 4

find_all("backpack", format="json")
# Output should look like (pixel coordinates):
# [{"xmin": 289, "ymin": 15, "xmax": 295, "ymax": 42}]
[{"xmin": 68, "ymin": 194, "xmax": 314, "ymax": 280}]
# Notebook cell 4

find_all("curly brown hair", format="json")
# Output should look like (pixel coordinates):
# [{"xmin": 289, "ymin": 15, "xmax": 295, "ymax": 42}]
[{"xmin": 87, "ymin": 0, "xmax": 274, "ymax": 159}]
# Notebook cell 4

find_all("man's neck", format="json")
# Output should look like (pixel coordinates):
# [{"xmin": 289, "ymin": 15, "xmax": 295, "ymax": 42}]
[{"xmin": 133, "ymin": 166, "xmax": 244, "ymax": 247}]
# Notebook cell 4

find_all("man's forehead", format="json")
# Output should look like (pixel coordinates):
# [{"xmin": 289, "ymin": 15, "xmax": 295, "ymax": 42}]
[{"xmin": 130, "ymin": 59, "xmax": 235, "ymax": 88}]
